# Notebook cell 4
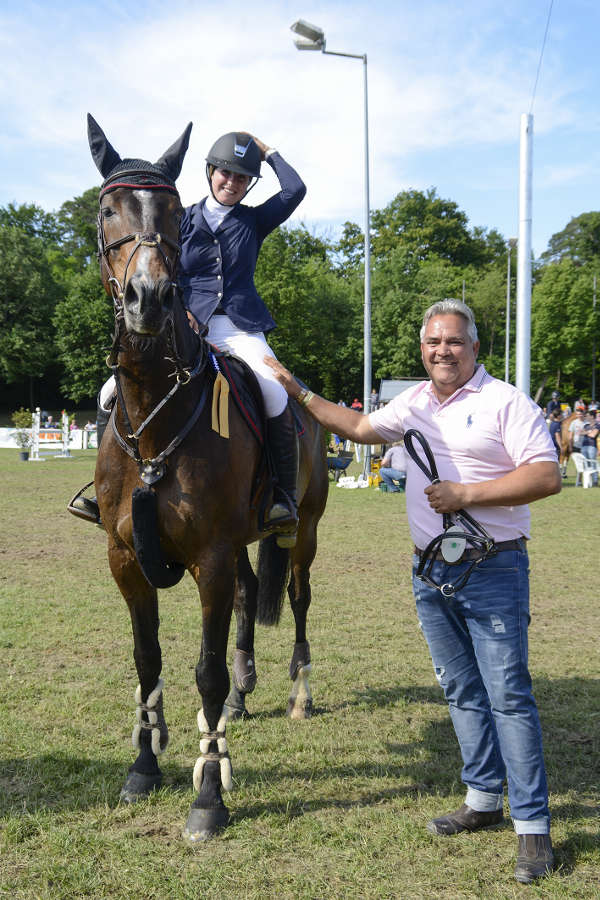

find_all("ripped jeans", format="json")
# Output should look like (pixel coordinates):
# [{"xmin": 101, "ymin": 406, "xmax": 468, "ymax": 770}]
[{"xmin": 413, "ymin": 547, "xmax": 550, "ymax": 831}]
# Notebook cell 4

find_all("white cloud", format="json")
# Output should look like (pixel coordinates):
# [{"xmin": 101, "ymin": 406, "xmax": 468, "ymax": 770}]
[{"xmin": 1, "ymin": 0, "xmax": 599, "ymax": 253}]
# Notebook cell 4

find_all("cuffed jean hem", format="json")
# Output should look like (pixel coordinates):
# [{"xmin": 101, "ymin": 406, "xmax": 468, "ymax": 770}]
[
  {"xmin": 466, "ymin": 787, "xmax": 503, "ymax": 812},
  {"xmin": 513, "ymin": 817, "xmax": 550, "ymax": 835}
]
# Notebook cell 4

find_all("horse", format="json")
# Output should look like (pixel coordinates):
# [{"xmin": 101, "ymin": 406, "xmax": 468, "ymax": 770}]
[
  {"xmin": 557, "ymin": 412, "xmax": 576, "ymax": 476},
  {"xmin": 86, "ymin": 115, "xmax": 328, "ymax": 841}
]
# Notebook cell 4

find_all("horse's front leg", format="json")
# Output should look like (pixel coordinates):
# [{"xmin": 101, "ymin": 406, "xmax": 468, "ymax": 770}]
[
  {"xmin": 108, "ymin": 542, "xmax": 168, "ymax": 802},
  {"xmin": 225, "ymin": 547, "xmax": 259, "ymax": 720},
  {"xmin": 184, "ymin": 557, "xmax": 235, "ymax": 842}
]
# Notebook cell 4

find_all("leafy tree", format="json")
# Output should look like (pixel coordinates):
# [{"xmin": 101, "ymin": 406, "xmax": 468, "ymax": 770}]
[
  {"xmin": 531, "ymin": 258, "xmax": 599, "ymax": 397},
  {"xmin": 369, "ymin": 188, "xmax": 492, "ymax": 267},
  {"xmin": 371, "ymin": 250, "xmax": 469, "ymax": 381},
  {"xmin": 540, "ymin": 212, "xmax": 600, "ymax": 266},
  {"xmin": 468, "ymin": 263, "xmax": 512, "ymax": 378},
  {"xmin": 0, "ymin": 202, "xmax": 61, "ymax": 243},
  {"xmin": 255, "ymin": 226, "xmax": 362, "ymax": 401},
  {"xmin": 56, "ymin": 187, "xmax": 101, "ymax": 271},
  {"xmin": 0, "ymin": 225, "xmax": 60, "ymax": 385},
  {"xmin": 53, "ymin": 264, "xmax": 113, "ymax": 402}
]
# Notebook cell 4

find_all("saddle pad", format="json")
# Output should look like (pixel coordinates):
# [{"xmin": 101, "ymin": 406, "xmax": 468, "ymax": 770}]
[
  {"xmin": 209, "ymin": 347, "xmax": 306, "ymax": 444},
  {"xmin": 209, "ymin": 347, "xmax": 265, "ymax": 445}
]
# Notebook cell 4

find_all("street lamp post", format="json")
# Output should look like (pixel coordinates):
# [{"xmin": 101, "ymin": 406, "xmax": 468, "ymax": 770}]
[{"xmin": 291, "ymin": 19, "xmax": 372, "ymax": 472}]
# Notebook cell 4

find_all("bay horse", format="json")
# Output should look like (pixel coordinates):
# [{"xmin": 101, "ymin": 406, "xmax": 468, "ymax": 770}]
[{"xmin": 87, "ymin": 115, "xmax": 328, "ymax": 841}]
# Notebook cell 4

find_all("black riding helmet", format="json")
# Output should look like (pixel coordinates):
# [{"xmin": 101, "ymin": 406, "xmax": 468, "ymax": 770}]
[{"xmin": 205, "ymin": 132, "xmax": 262, "ymax": 201}]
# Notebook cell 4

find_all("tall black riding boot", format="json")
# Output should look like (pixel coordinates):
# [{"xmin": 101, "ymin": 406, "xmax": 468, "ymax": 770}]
[
  {"xmin": 265, "ymin": 406, "xmax": 298, "ymax": 548},
  {"xmin": 67, "ymin": 393, "xmax": 112, "ymax": 525}
]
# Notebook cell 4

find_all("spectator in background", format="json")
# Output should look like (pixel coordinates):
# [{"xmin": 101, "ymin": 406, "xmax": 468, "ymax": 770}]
[
  {"xmin": 580, "ymin": 412, "xmax": 599, "ymax": 486},
  {"xmin": 351, "ymin": 398, "xmax": 363, "ymax": 411},
  {"xmin": 548, "ymin": 408, "xmax": 563, "ymax": 459},
  {"xmin": 545, "ymin": 391, "xmax": 561, "ymax": 421},
  {"xmin": 379, "ymin": 441, "xmax": 407, "ymax": 492},
  {"xmin": 569, "ymin": 408, "xmax": 586, "ymax": 455}
]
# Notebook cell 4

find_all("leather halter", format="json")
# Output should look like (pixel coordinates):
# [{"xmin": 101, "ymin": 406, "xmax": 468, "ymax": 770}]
[{"xmin": 97, "ymin": 179, "xmax": 209, "ymax": 485}]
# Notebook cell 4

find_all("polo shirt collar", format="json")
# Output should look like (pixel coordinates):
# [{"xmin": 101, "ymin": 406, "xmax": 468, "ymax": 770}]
[{"xmin": 424, "ymin": 364, "xmax": 488, "ymax": 406}]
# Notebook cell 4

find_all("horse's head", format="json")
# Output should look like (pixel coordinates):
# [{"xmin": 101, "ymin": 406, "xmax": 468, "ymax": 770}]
[{"xmin": 88, "ymin": 114, "xmax": 192, "ymax": 338}]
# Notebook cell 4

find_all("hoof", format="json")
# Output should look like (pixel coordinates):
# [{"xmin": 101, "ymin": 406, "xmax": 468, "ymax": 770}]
[
  {"xmin": 183, "ymin": 806, "xmax": 229, "ymax": 843},
  {"xmin": 287, "ymin": 697, "xmax": 313, "ymax": 720},
  {"xmin": 119, "ymin": 770, "xmax": 162, "ymax": 803},
  {"xmin": 224, "ymin": 702, "xmax": 246, "ymax": 721}
]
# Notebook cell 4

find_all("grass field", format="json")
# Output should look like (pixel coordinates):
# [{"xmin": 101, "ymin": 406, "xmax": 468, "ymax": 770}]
[{"xmin": 1, "ymin": 449, "xmax": 598, "ymax": 899}]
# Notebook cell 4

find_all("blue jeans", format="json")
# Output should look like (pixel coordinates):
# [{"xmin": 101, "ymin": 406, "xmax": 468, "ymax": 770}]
[
  {"xmin": 412, "ymin": 547, "xmax": 550, "ymax": 832},
  {"xmin": 379, "ymin": 467, "xmax": 406, "ymax": 491},
  {"xmin": 581, "ymin": 444, "xmax": 598, "ymax": 485}
]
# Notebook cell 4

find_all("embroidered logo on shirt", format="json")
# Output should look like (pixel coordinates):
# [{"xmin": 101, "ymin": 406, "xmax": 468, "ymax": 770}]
[{"xmin": 466, "ymin": 414, "xmax": 473, "ymax": 428}]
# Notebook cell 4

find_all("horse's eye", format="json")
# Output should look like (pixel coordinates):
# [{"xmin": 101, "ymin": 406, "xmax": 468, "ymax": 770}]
[{"xmin": 102, "ymin": 207, "xmax": 114, "ymax": 219}]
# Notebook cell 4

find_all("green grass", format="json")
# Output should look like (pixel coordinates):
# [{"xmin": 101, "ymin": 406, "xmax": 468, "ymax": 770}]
[{"xmin": 0, "ymin": 450, "xmax": 598, "ymax": 898}]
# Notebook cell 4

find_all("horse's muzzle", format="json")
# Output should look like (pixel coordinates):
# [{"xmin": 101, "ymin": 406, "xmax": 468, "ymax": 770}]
[{"xmin": 123, "ymin": 275, "xmax": 175, "ymax": 334}]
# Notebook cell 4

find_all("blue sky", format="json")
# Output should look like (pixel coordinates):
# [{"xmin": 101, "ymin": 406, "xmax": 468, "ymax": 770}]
[{"xmin": 1, "ymin": 0, "xmax": 598, "ymax": 258}]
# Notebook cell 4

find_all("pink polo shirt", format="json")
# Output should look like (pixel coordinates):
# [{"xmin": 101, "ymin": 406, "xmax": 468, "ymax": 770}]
[{"xmin": 369, "ymin": 366, "xmax": 557, "ymax": 549}]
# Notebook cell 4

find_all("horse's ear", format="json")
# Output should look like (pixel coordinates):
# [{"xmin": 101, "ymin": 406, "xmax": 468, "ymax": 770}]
[
  {"xmin": 155, "ymin": 123, "xmax": 193, "ymax": 182},
  {"xmin": 87, "ymin": 113, "xmax": 122, "ymax": 178}
]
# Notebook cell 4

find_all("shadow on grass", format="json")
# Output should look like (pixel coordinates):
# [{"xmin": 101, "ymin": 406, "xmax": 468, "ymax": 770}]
[{"xmin": 1, "ymin": 678, "xmax": 598, "ymax": 834}]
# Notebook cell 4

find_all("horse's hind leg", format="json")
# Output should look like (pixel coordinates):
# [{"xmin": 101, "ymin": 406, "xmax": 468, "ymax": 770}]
[
  {"xmin": 287, "ymin": 517, "xmax": 318, "ymax": 720},
  {"xmin": 225, "ymin": 548, "xmax": 258, "ymax": 720},
  {"xmin": 108, "ymin": 544, "xmax": 168, "ymax": 802}
]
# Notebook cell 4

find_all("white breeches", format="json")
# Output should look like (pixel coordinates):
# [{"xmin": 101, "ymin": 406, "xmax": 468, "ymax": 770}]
[
  {"xmin": 207, "ymin": 316, "xmax": 288, "ymax": 418},
  {"xmin": 99, "ymin": 316, "xmax": 288, "ymax": 419}
]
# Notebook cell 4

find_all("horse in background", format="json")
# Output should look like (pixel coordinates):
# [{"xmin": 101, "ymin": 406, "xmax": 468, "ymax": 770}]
[
  {"xmin": 557, "ymin": 412, "xmax": 576, "ymax": 476},
  {"xmin": 86, "ymin": 115, "xmax": 328, "ymax": 841}
]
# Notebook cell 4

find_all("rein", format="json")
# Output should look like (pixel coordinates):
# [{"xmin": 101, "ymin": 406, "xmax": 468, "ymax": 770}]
[
  {"xmin": 98, "ymin": 178, "xmax": 209, "ymax": 485},
  {"xmin": 404, "ymin": 429, "xmax": 496, "ymax": 597}
]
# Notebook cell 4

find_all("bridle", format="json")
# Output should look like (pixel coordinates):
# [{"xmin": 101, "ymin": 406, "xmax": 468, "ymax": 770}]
[
  {"xmin": 97, "ymin": 175, "xmax": 182, "ymax": 310},
  {"xmin": 97, "ymin": 174, "xmax": 209, "ymax": 485},
  {"xmin": 404, "ymin": 429, "xmax": 496, "ymax": 597}
]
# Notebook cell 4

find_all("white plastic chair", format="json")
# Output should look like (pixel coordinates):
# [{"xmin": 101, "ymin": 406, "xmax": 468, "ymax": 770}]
[{"xmin": 571, "ymin": 452, "xmax": 599, "ymax": 488}]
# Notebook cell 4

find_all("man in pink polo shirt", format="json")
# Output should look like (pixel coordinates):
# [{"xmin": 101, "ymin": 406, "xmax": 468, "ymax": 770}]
[{"xmin": 265, "ymin": 299, "xmax": 561, "ymax": 884}]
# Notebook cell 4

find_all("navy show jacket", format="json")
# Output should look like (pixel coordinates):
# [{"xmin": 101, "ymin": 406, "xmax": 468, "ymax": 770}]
[{"xmin": 179, "ymin": 152, "xmax": 306, "ymax": 333}]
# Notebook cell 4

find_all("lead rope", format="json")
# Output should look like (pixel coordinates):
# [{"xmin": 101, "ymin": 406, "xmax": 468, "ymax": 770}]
[{"xmin": 403, "ymin": 428, "xmax": 496, "ymax": 597}]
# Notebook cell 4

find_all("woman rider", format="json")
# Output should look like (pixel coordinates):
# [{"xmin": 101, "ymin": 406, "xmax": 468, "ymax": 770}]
[
  {"xmin": 70, "ymin": 131, "xmax": 305, "ymax": 545},
  {"xmin": 179, "ymin": 131, "xmax": 306, "ymax": 543}
]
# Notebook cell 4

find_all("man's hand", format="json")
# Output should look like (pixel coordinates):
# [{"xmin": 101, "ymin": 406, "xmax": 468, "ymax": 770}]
[
  {"xmin": 264, "ymin": 357, "xmax": 301, "ymax": 398},
  {"xmin": 424, "ymin": 481, "xmax": 466, "ymax": 514}
]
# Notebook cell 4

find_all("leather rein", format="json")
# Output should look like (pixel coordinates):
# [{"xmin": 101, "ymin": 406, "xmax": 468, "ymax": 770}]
[{"xmin": 98, "ymin": 180, "xmax": 209, "ymax": 485}]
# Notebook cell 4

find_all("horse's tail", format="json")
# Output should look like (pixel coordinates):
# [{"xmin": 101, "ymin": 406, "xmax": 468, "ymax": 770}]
[
  {"xmin": 132, "ymin": 487, "xmax": 185, "ymax": 589},
  {"xmin": 255, "ymin": 534, "xmax": 290, "ymax": 626}
]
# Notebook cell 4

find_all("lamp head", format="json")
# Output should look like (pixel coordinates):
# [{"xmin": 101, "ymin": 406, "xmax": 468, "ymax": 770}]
[{"xmin": 290, "ymin": 19, "xmax": 325, "ymax": 50}]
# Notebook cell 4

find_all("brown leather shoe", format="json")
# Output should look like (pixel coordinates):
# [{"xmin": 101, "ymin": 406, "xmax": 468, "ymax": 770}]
[
  {"xmin": 427, "ymin": 803, "xmax": 504, "ymax": 835},
  {"xmin": 514, "ymin": 834, "xmax": 554, "ymax": 883}
]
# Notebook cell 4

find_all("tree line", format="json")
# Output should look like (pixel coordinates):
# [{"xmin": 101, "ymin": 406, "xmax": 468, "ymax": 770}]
[{"xmin": 1, "ymin": 187, "xmax": 598, "ymax": 412}]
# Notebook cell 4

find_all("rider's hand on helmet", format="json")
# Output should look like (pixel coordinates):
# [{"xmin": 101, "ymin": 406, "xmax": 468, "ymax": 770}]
[{"xmin": 242, "ymin": 133, "xmax": 269, "ymax": 160}]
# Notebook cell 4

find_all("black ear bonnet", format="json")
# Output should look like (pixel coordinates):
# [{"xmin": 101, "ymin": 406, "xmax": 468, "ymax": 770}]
[{"xmin": 87, "ymin": 113, "xmax": 192, "ymax": 198}]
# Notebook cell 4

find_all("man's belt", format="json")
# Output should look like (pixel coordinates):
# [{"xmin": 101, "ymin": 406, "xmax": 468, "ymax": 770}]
[{"xmin": 414, "ymin": 538, "xmax": 526, "ymax": 562}]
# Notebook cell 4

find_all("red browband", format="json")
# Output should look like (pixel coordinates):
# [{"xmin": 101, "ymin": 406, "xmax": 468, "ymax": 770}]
[{"xmin": 100, "ymin": 181, "xmax": 179, "ymax": 198}]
